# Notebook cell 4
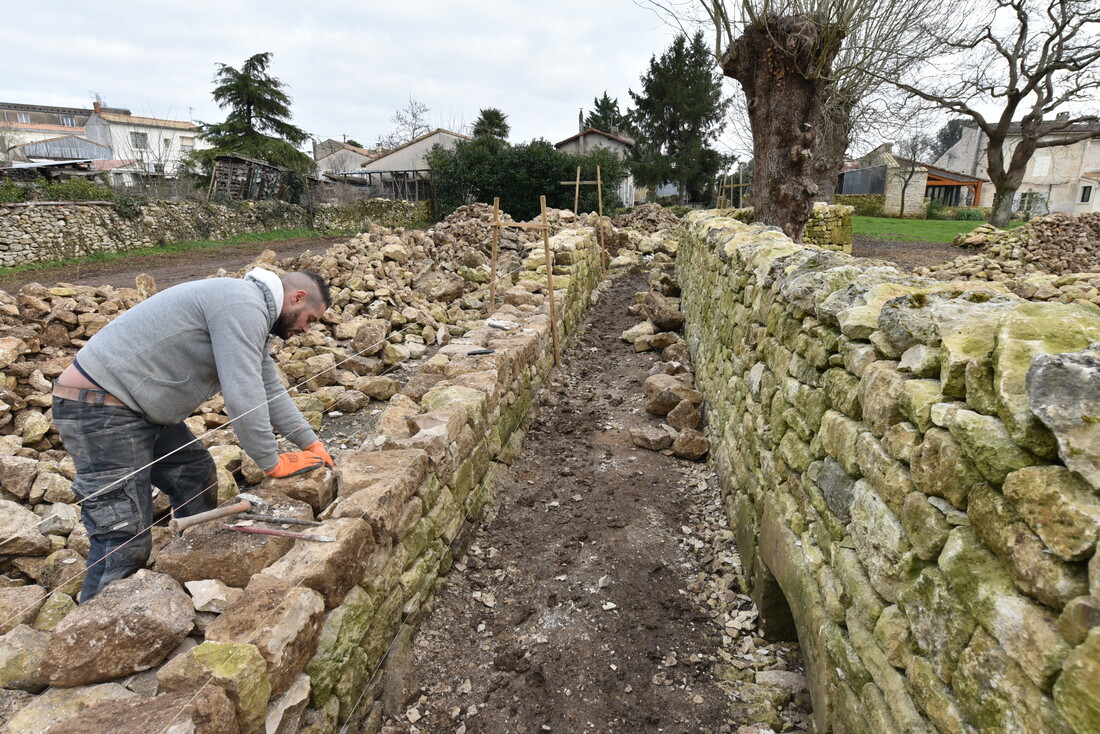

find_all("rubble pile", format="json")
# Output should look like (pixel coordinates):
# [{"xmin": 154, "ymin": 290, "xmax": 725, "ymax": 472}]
[
  {"xmin": 622, "ymin": 255, "xmax": 710, "ymax": 462},
  {"xmin": 948, "ymin": 212, "xmax": 1100, "ymax": 274},
  {"xmin": 612, "ymin": 202, "xmax": 683, "ymax": 233}
]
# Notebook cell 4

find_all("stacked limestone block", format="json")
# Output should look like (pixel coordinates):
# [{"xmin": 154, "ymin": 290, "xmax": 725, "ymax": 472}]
[
  {"xmin": 677, "ymin": 210, "xmax": 1100, "ymax": 734},
  {"xmin": 722, "ymin": 203, "xmax": 854, "ymax": 252},
  {"xmin": 0, "ymin": 229, "xmax": 602, "ymax": 733}
]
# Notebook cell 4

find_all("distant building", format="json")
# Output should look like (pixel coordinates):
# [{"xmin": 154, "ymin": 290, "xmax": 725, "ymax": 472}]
[
  {"xmin": 313, "ymin": 139, "xmax": 385, "ymax": 176},
  {"xmin": 0, "ymin": 102, "xmax": 93, "ymax": 162},
  {"xmin": 838, "ymin": 143, "xmax": 984, "ymax": 216},
  {"xmin": 326, "ymin": 128, "xmax": 471, "ymax": 201},
  {"xmin": 554, "ymin": 127, "xmax": 636, "ymax": 205},
  {"xmin": 7, "ymin": 135, "xmax": 112, "ymax": 163},
  {"xmin": 934, "ymin": 118, "xmax": 1100, "ymax": 216},
  {"xmin": 84, "ymin": 101, "xmax": 207, "ymax": 183}
]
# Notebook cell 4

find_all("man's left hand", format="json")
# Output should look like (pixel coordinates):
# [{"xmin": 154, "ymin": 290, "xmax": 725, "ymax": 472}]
[{"xmin": 306, "ymin": 441, "xmax": 335, "ymax": 469}]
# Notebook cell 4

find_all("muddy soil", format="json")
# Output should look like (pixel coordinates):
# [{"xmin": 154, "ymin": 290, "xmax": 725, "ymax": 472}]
[
  {"xmin": 0, "ymin": 236, "xmax": 349, "ymax": 294},
  {"xmin": 850, "ymin": 234, "xmax": 964, "ymax": 271},
  {"xmin": 375, "ymin": 272, "xmax": 811, "ymax": 734}
]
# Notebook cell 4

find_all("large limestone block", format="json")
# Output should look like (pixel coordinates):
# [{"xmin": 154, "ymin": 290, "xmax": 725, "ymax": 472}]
[
  {"xmin": 898, "ymin": 379, "xmax": 943, "ymax": 433},
  {"xmin": 249, "ymin": 517, "xmax": 374, "ymax": 608},
  {"xmin": 421, "ymin": 384, "xmax": 488, "ymax": 431},
  {"xmin": 0, "ymin": 500, "xmax": 51, "ymax": 556},
  {"xmin": 896, "ymin": 568, "xmax": 977, "ymax": 685},
  {"xmin": 858, "ymin": 361, "xmax": 910, "ymax": 437},
  {"xmin": 205, "ymin": 583, "xmax": 325, "ymax": 697},
  {"xmin": 946, "ymin": 409, "xmax": 1042, "ymax": 486},
  {"xmin": 0, "ymin": 682, "xmax": 135, "ymax": 734},
  {"xmin": 901, "ymin": 493, "xmax": 952, "ymax": 561},
  {"xmin": 815, "ymin": 456, "xmax": 856, "ymax": 522},
  {"xmin": 44, "ymin": 686, "xmax": 238, "ymax": 734},
  {"xmin": 818, "ymin": 410, "xmax": 869, "ymax": 477},
  {"xmin": 158, "ymin": 641, "xmax": 271, "ymax": 734},
  {"xmin": 0, "ymin": 625, "xmax": 48, "ymax": 692},
  {"xmin": 854, "ymin": 433, "xmax": 912, "ymax": 514},
  {"xmin": 849, "ymin": 480, "xmax": 911, "ymax": 602},
  {"xmin": 1054, "ymin": 627, "xmax": 1100, "ymax": 733},
  {"xmin": 305, "ymin": 585, "xmax": 376, "ymax": 708},
  {"xmin": 993, "ymin": 302, "xmax": 1100, "ymax": 458},
  {"xmin": 39, "ymin": 570, "xmax": 194, "ymax": 687},
  {"xmin": 265, "ymin": 674, "xmax": 311, "ymax": 734},
  {"xmin": 968, "ymin": 484, "xmax": 1086, "ymax": 609},
  {"xmin": 642, "ymin": 291, "xmax": 684, "ymax": 332},
  {"xmin": 351, "ymin": 319, "xmax": 390, "ymax": 356},
  {"xmin": 905, "ymin": 657, "xmax": 971, "ymax": 734},
  {"xmin": 1028, "ymin": 343, "xmax": 1100, "ymax": 492},
  {"xmin": 932, "ymin": 295, "xmax": 1016, "ymax": 398},
  {"xmin": 954, "ymin": 628, "xmax": 1072, "ymax": 734},
  {"xmin": 259, "ymin": 468, "xmax": 335, "ymax": 513},
  {"xmin": 333, "ymin": 449, "xmax": 429, "ymax": 538},
  {"xmin": 0, "ymin": 457, "xmax": 37, "ymax": 500},
  {"xmin": 0, "ymin": 586, "xmax": 46, "ymax": 635},
  {"xmin": 910, "ymin": 428, "xmax": 987, "ymax": 510},
  {"xmin": 1003, "ymin": 465, "xmax": 1100, "ymax": 561},
  {"xmin": 939, "ymin": 528, "xmax": 1070, "ymax": 690},
  {"xmin": 154, "ymin": 491, "xmax": 311, "ymax": 588},
  {"xmin": 643, "ymin": 373, "xmax": 703, "ymax": 415}
]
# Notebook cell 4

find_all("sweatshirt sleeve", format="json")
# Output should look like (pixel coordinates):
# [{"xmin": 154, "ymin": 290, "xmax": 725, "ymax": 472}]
[
  {"xmin": 206, "ymin": 302, "xmax": 282, "ymax": 470},
  {"xmin": 261, "ymin": 351, "xmax": 320, "ymax": 450}
]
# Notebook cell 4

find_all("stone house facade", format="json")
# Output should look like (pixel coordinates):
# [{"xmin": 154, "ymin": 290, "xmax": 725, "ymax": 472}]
[
  {"xmin": 934, "ymin": 119, "xmax": 1100, "ymax": 216},
  {"xmin": 554, "ymin": 128, "xmax": 637, "ymax": 205}
]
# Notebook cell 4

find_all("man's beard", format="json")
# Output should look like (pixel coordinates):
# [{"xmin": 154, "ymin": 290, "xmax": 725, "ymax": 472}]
[{"xmin": 272, "ymin": 306, "xmax": 301, "ymax": 340}]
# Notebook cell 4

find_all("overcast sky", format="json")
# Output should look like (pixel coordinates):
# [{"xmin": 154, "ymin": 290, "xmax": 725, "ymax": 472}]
[{"xmin": 2, "ymin": 1, "xmax": 704, "ymax": 150}]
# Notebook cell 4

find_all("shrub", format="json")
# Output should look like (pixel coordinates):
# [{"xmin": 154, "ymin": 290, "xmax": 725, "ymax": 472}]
[
  {"xmin": 835, "ymin": 194, "xmax": 884, "ymax": 217},
  {"xmin": 926, "ymin": 199, "xmax": 948, "ymax": 220},
  {"xmin": 113, "ymin": 195, "xmax": 147, "ymax": 220},
  {"xmin": 952, "ymin": 207, "xmax": 986, "ymax": 221},
  {"xmin": 39, "ymin": 178, "xmax": 116, "ymax": 202},
  {"xmin": 0, "ymin": 181, "xmax": 28, "ymax": 203}
]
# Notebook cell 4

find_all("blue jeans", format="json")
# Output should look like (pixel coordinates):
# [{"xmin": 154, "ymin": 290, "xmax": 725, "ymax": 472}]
[{"xmin": 52, "ymin": 396, "xmax": 217, "ymax": 602}]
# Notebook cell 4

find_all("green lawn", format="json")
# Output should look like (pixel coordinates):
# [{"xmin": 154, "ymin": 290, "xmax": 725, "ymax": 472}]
[
  {"xmin": 0, "ymin": 228, "xmax": 343, "ymax": 281},
  {"xmin": 853, "ymin": 216, "xmax": 1024, "ymax": 243}
]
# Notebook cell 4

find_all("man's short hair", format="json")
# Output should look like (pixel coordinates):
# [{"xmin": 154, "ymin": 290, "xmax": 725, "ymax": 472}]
[{"xmin": 291, "ymin": 270, "xmax": 331, "ymax": 309}]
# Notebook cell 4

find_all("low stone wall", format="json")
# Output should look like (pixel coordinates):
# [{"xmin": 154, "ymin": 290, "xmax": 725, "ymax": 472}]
[
  {"xmin": 723, "ymin": 203, "xmax": 853, "ymax": 252},
  {"xmin": 0, "ymin": 228, "xmax": 602, "ymax": 733},
  {"xmin": 677, "ymin": 211, "xmax": 1100, "ymax": 733},
  {"xmin": 0, "ymin": 199, "xmax": 431, "ymax": 268}
]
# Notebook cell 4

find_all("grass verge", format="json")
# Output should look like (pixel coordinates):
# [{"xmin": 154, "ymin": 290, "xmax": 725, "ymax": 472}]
[
  {"xmin": 854, "ymin": 216, "xmax": 1025, "ymax": 243},
  {"xmin": 0, "ymin": 228, "xmax": 345, "ymax": 282}
]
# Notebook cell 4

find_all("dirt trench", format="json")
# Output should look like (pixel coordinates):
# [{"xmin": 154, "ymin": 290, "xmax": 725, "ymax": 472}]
[{"xmin": 376, "ymin": 272, "xmax": 812, "ymax": 734}]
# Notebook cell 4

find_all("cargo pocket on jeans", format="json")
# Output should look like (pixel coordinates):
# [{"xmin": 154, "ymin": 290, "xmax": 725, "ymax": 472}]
[{"xmin": 78, "ymin": 469, "xmax": 143, "ymax": 538}]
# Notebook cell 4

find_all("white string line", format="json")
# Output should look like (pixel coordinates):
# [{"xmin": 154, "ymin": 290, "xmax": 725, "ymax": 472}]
[
  {"xmin": 0, "ymin": 262, "xmax": 527, "ymax": 554},
  {"xmin": 0, "ymin": 261, "xmax": 532, "ymax": 634}
]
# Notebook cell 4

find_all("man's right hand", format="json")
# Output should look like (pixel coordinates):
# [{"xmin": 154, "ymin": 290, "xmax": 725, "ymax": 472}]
[{"xmin": 264, "ymin": 451, "xmax": 324, "ymax": 478}]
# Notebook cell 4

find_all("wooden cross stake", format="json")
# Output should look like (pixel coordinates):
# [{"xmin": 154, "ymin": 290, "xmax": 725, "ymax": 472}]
[{"xmin": 560, "ymin": 166, "xmax": 610, "ymax": 278}]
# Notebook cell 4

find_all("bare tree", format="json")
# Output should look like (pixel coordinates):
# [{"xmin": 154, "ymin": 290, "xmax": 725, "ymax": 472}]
[
  {"xmin": 893, "ymin": 133, "xmax": 934, "ymax": 218},
  {"xmin": 644, "ymin": 0, "xmax": 953, "ymax": 239},
  {"xmin": 886, "ymin": 0, "xmax": 1100, "ymax": 227},
  {"xmin": 376, "ymin": 96, "xmax": 432, "ymax": 150}
]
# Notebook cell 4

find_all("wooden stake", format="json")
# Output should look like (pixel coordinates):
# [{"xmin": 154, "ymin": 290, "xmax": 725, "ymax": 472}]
[
  {"xmin": 540, "ymin": 195, "xmax": 560, "ymax": 368},
  {"xmin": 573, "ymin": 166, "xmax": 581, "ymax": 216},
  {"xmin": 596, "ymin": 165, "xmax": 607, "ymax": 277},
  {"xmin": 489, "ymin": 197, "xmax": 500, "ymax": 316}
]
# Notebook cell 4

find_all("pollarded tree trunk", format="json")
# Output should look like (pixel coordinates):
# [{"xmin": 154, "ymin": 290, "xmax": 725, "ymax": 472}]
[
  {"xmin": 721, "ymin": 14, "xmax": 842, "ymax": 242},
  {"xmin": 811, "ymin": 92, "xmax": 855, "ymax": 204}
]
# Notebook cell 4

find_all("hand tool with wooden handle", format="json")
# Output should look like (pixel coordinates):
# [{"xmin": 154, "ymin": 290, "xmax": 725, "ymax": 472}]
[{"xmin": 168, "ymin": 492, "xmax": 270, "ymax": 534}]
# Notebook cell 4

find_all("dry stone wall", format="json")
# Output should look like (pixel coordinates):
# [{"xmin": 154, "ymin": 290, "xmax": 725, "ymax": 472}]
[
  {"xmin": 0, "ymin": 200, "xmax": 430, "ymax": 268},
  {"xmin": 724, "ymin": 203, "xmax": 853, "ymax": 252},
  {"xmin": 677, "ymin": 211, "xmax": 1100, "ymax": 734}
]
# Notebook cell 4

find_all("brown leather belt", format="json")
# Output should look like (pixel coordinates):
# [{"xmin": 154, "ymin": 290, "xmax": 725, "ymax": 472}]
[{"xmin": 52, "ymin": 382, "xmax": 127, "ymax": 407}]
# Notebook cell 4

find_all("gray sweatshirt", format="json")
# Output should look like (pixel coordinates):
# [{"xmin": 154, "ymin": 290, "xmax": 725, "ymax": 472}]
[{"xmin": 74, "ymin": 271, "xmax": 319, "ymax": 470}]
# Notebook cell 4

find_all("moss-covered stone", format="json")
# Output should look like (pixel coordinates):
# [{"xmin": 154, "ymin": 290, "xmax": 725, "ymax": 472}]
[
  {"xmin": 157, "ymin": 641, "xmax": 271, "ymax": 734},
  {"xmin": 947, "ymin": 409, "xmax": 1042, "ymax": 486},
  {"xmin": 1053, "ymin": 627, "xmax": 1100, "ymax": 733},
  {"xmin": 1003, "ymin": 465, "xmax": 1100, "ymax": 561},
  {"xmin": 901, "ymin": 492, "xmax": 952, "ymax": 561},
  {"xmin": 896, "ymin": 567, "xmax": 976, "ymax": 685},
  {"xmin": 911, "ymin": 428, "xmax": 986, "ymax": 509},
  {"xmin": 306, "ymin": 585, "xmax": 377, "ymax": 708},
  {"xmin": 899, "ymin": 379, "xmax": 944, "ymax": 433}
]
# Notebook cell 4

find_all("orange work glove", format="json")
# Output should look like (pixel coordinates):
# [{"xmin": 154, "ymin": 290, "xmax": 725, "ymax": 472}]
[
  {"xmin": 264, "ymin": 451, "xmax": 324, "ymax": 478},
  {"xmin": 306, "ymin": 441, "xmax": 335, "ymax": 469}
]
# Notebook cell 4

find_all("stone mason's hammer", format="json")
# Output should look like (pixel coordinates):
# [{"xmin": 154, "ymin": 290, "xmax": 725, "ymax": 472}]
[{"xmin": 167, "ymin": 492, "xmax": 271, "ymax": 534}]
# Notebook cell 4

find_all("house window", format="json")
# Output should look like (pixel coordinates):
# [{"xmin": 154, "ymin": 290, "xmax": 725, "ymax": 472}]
[
  {"xmin": 163, "ymin": 138, "xmax": 172, "ymax": 150},
  {"xmin": 61, "ymin": 115, "xmax": 76, "ymax": 127},
  {"xmin": 1083, "ymin": 185, "xmax": 1094, "ymax": 204},
  {"xmin": 180, "ymin": 136, "xmax": 194, "ymax": 153},
  {"xmin": 130, "ymin": 132, "xmax": 149, "ymax": 150},
  {"xmin": 1031, "ymin": 154, "xmax": 1051, "ymax": 178},
  {"xmin": 153, "ymin": 163, "xmax": 166, "ymax": 174},
  {"xmin": 16, "ymin": 112, "xmax": 30, "ymax": 123}
]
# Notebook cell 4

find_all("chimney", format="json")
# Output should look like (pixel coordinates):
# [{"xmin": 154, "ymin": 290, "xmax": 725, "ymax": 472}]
[
  {"xmin": 93, "ymin": 101, "xmax": 101, "ymax": 113},
  {"xmin": 579, "ymin": 108, "xmax": 584, "ymax": 133}
]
